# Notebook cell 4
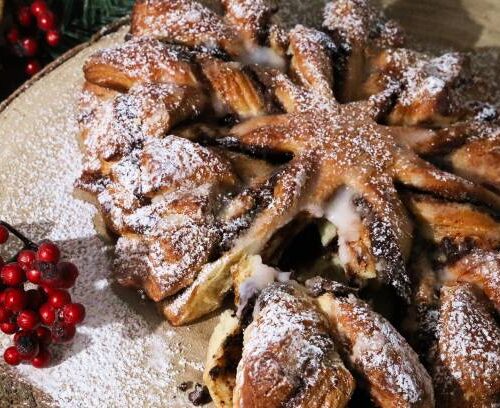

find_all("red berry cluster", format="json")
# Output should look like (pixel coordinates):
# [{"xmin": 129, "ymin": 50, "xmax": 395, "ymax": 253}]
[
  {"xmin": 0, "ymin": 223, "xmax": 85, "ymax": 368},
  {"xmin": 4, "ymin": 1, "xmax": 61, "ymax": 77}
]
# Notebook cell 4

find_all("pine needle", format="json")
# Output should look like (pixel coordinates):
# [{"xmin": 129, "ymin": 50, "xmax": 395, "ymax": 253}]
[{"xmin": 48, "ymin": 0, "xmax": 133, "ymax": 49}]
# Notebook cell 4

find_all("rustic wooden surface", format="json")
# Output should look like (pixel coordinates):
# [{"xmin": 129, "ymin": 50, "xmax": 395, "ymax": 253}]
[{"xmin": 0, "ymin": 0, "xmax": 499, "ymax": 407}]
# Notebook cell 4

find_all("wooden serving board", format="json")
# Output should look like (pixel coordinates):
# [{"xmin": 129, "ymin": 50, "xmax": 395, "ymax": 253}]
[{"xmin": 0, "ymin": 1, "xmax": 498, "ymax": 406}]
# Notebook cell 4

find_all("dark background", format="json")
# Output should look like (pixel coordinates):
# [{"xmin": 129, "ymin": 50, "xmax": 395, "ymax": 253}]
[{"xmin": 0, "ymin": 0, "xmax": 133, "ymax": 102}]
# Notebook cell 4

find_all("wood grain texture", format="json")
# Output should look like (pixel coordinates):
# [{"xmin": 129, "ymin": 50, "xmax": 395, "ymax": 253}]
[{"xmin": 384, "ymin": 0, "xmax": 500, "ymax": 48}]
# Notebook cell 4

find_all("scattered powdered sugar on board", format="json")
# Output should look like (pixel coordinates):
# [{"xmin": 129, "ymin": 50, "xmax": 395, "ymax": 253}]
[{"xmin": 0, "ymin": 26, "xmax": 216, "ymax": 407}]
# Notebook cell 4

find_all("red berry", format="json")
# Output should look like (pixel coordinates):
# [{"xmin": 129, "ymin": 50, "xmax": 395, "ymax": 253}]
[
  {"xmin": 15, "ymin": 331, "xmax": 39, "ymax": 359},
  {"xmin": 58, "ymin": 262, "xmax": 79, "ymax": 289},
  {"xmin": 42, "ymin": 286, "xmax": 55, "ymax": 296},
  {"xmin": 37, "ymin": 261, "xmax": 63, "ymax": 287},
  {"xmin": 1, "ymin": 263, "xmax": 26, "ymax": 286},
  {"xmin": 17, "ymin": 250, "xmax": 37, "ymax": 271},
  {"xmin": 4, "ymin": 346, "xmax": 22, "ymax": 366},
  {"xmin": 26, "ymin": 268, "xmax": 42, "ymax": 284},
  {"xmin": 62, "ymin": 303, "xmax": 85, "ymax": 325},
  {"xmin": 37, "ymin": 242, "xmax": 60, "ymax": 263},
  {"xmin": 26, "ymin": 288, "xmax": 46, "ymax": 310},
  {"xmin": 1, "ymin": 321, "xmax": 18, "ymax": 334},
  {"xmin": 18, "ymin": 7, "xmax": 33, "ymax": 27},
  {"xmin": 13, "ymin": 330, "xmax": 23, "ymax": 343},
  {"xmin": 35, "ymin": 326, "xmax": 52, "ymax": 345},
  {"xmin": 51, "ymin": 321, "xmax": 76, "ymax": 343},
  {"xmin": 17, "ymin": 310, "xmax": 40, "ymax": 330},
  {"xmin": 46, "ymin": 29, "xmax": 61, "ymax": 47},
  {"xmin": 37, "ymin": 10, "xmax": 55, "ymax": 31},
  {"xmin": 30, "ymin": 0, "xmax": 47, "ymax": 17},
  {"xmin": 4, "ymin": 288, "xmax": 27, "ymax": 312},
  {"xmin": 39, "ymin": 303, "xmax": 56, "ymax": 325},
  {"xmin": 0, "ymin": 306, "xmax": 12, "ymax": 323},
  {"xmin": 31, "ymin": 347, "xmax": 51, "ymax": 368},
  {"xmin": 0, "ymin": 225, "xmax": 9, "ymax": 244},
  {"xmin": 0, "ymin": 290, "xmax": 5, "ymax": 304},
  {"xmin": 25, "ymin": 60, "xmax": 41, "ymax": 77},
  {"xmin": 49, "ymin": 289, "xmax": 71, "ymax": 309},
  {"xmin": 6, "ymin": 27, "xmax": 20, "ymax": 44},
  {"xmin": 21, "ymin": 37, "xmax": 38, "ymax": 57}
]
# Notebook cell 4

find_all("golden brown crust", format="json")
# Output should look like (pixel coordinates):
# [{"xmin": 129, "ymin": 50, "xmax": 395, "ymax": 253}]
[
  {"xmin": 77, "ymin": 81, "xmax": 119, "ymax": 152},
  {"xmin": 252, "ymin": 67, "xmax": 320, "ymax": 113},
  {"xmin": 130, "ymin": 0, "xmax": 242, "ymax": 55},
  {"xmin": 322, "ymin": 0, "xmax": 404, "ymax": 102},
  {"xmin": 77, "ymin": 82, "xmax": 207, "ymax": 172},
  {"xmin": 447, "ymin": 133, "xmax": 500, "ymax": 190},
  {"xmin": 443, "ymin": 249, "xmax": 500, "ymax": 311},
  {"xmin": 404, "ymin": 193, "xmax": 500, "ymax": 250},
  {"xmin": 83, "ymin": 37, "xmax": 199, "ymax": 91},
  {"xmin": 402, "ymin": 254, "xmax": 440, "ymax": 356},
  {"xmin": 234, "ymin": 282, "xmax": 355, "ymax": 408},
  {"xmin": 225, "ymin": 98, "xmax": 423, "ymax": 299},
  {"xmin": 200, "ymin": 57, "xmax": 266, "ymax": 118},
  {"xmin": 76, "ymin": 0, "xmax": 500, "ymax": 342},
  {"xmin": 204, "ymin": 310, "xmax": 243, "ymax": 407},
  {"xmin": 74, "ymin": 2, "xmax": 500, "ymax": 407},
  {"xmin": 221, "ymin": 0, "xmax": 274, "ymax": 46},
  {"xmin": 431, "ymin": 283, "xmax": 500, "ymax": 407},
  {"xmin": 395, "ymin": 153, "xmax": 500, "ymax": 210},
  {"xmin": 160, "ymin": 252, "xmax": 239, "ymax": 325},
  {"xmin": 316, "ymin": 292, "xmax": 434, "ymax": 408},
  {"xmin": 361, "ymin": 49, "xmax": 471, "ymax": 126},
  {"xmin": 323, "ymin": 0, "xmax": 404, "ymax": 50},
  {"xmin": 268, "ymin": 24, "xmax": 289, "ymax": 57},
  {"xmin": 288, "ymin": 25, "xmax": 336, "ymax": 98},
  {"xmin": 161, "ymin": 158, "xmax": 317, "ymax": 325},
  {"xmin": 388, "ymin": 53, "xmax": 470, "ymax": 126},
  {"xmin": 107, "ymin": 135, "xmax": 236, "ymax": 301},
  {"xmin": 361, "ymin": 48, "xmax": 421, "ymax": 98}
]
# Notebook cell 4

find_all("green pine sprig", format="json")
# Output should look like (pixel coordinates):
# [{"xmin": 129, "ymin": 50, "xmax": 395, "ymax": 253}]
[{"xmin": 47, "ymin": 0, "xmax": 133, "ymax": 54}]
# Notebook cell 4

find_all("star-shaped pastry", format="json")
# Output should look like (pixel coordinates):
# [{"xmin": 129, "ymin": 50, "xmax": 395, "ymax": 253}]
[{"xmin": 77, "ymin": 0, "xmax": 500, "ymax": 327}]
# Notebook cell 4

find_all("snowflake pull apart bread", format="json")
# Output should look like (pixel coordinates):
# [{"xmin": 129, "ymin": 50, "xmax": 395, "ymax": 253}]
[{"xmin": 76, "ymin": 0, "xmax": 500, "ymax": 406}]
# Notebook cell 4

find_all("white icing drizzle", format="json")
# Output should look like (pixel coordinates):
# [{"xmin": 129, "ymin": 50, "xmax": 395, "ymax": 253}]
[
  {"xmin": 236, "ymin": 255, "xmax": 290, "ymax": 317},
  {"xmin": 324, "ymin": 187, "xmax": 363, "ymax": 268}
]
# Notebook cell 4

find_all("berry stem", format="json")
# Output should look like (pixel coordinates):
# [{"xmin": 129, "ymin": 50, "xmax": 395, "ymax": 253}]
[{"xmin": 0, "ymin": 221, "xmax": 38, "ymax": 251}]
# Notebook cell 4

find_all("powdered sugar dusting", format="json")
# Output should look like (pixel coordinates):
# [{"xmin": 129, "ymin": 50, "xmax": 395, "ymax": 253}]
[
  {"xmin": 397, "ymin": 52, "xmax": 466, "ymax": 110},
  {"xmin": 332, "ymin": 294, "xmax": 434, "ymax": 405},
  {"xmin": 91, "ymin": 131, "xmax": 237, "ymax": 299},
  {"xmin": 222, "ymin": 0, "xmax": 271, "ymax": 44},
  {"xmin": 1, "ymin": 0, "xmax": 498, "ymax": 404},
  {"xmin": 433, "ymin": 283, "xmax": 500, "ymax": 405},
  {"xmin": 0, "ymin": 27, "xmax": 214, "ymax": 407},
  {"xmin": 323, "ymin": 0, "xmax": 404, "ymax": 48},
  {"xmin": 235, "ymin": 282, "xmax": 353, "ymax": 406},
  {"xmin": 443, "ymin": 249, "xmax": 500, "ymax": 311},
  {"xmin": 131, "ymin": 0, "xmax": 239, "ymax": 52},
  {"xmin": 85, "ymin": 37, "xmax": 193, "ymax": 87}
]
